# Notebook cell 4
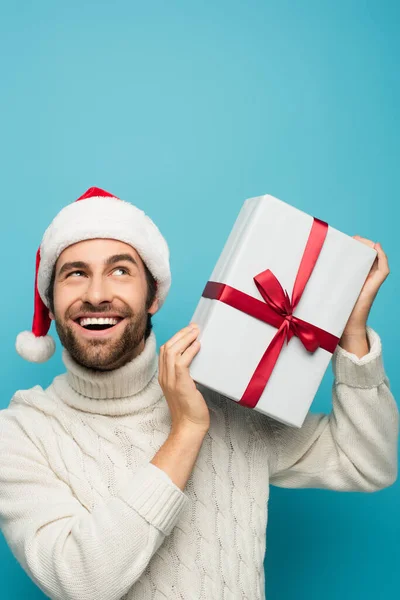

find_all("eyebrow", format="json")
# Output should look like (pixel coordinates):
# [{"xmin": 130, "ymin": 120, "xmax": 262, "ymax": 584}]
[
  {"xmin": 105, "ymin": 254, "xmax": 139, "ymax": 268},
  {"xmin": 57, "ymin": 261, "xmax": 88, "ymax": 277},
  {"xmin": 57, "ymin": 254, "xmax": 139, "ymax": 277}
]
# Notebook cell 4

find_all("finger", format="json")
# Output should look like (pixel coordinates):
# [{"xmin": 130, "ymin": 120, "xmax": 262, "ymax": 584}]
[
  {"xmin": 374, "ymin": 242, "xmax": 390, "ymax": 275},
  {"xmin": 164, "ymin": 324, "xmax": 198, "ymax": 350},
  {"xmin": 159, "ymin": 342, "xmax": 176, "ymax": 391},
  {"xmin": 353, "ymin": 235, "xmax": 389, "ymax": 271},
  {"xmin": 352, "ymin": 235, "xmax": 375, "ymax": 249},
  {"xmin": 165, "ymin": 328, "xmax": 200, "ymax": 385},
  {"xmin": 158, "ymin": 344, "xmax": 165, "ymax": 384},
  {"xmin": 160, "ymin": 325, "xmax": 197, "ymax": 386},
  {"xmin": 176, "ymin": 339, "xmax": 201, "ymax": 372},
  {"xmin": 167, "ymin": 327, "xmax": 200, "ymax": 357}
]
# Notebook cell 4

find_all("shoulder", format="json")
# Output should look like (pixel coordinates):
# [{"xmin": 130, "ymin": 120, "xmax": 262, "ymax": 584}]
[
  {"xmin": 1, "ymin": 384, "xmax": 44, "ymax": 417},
  {"xmin": 0, "ymin": 383, "xmax": 60, "ymax": 439},
  {"xmin": 7, "ymin": 383, "xmax": 56, "ymax": 413}
]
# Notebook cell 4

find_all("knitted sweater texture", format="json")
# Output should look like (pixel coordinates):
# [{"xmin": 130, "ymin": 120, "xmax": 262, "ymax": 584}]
[{"xmin": 0, "ymin": 327, "xmax": 398, "ymax": 600}]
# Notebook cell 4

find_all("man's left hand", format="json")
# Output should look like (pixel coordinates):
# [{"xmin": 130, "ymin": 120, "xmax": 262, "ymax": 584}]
[{"xmin": 342, "ymin": 236, "xmax": 390, "ymax": 336}]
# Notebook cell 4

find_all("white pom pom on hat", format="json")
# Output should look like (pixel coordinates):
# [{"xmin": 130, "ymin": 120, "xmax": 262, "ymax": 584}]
[
  {"xmin": 15, "ymin": 246, "xmax": 56, "ymax": 362},
  {"xmin": 16, "ymin": 186, "xmax": 171, "ymax": 363}
]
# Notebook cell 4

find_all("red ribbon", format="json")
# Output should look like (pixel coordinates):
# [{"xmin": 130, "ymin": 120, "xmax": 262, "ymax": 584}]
[{"xmin": 201, "ymin": 217, "xmax": 340, "ymax": 408}]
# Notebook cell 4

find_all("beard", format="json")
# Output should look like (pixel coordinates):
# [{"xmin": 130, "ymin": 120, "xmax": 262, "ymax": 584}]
[{"xmin": 54, "ymin": 302, "xmax": 148, "ymax": 371}]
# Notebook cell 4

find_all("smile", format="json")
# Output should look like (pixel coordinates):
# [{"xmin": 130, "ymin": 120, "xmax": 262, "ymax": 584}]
[
  {"xmin": 79, "ymin": 317, "xmax": 123, "ymax": 330},
  {"xmin": 71, "ymin": 316, "xmax": 126, "ymax": 337}
]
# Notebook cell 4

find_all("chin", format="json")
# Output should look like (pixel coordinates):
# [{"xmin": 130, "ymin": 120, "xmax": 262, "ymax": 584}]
[
  {"xmin": 73, "ymin": 341, "xmax": 133, "ymax": 371},
  {"xmin": 55, "ymin": 315, "xmax": 147, "ymax": 370}
]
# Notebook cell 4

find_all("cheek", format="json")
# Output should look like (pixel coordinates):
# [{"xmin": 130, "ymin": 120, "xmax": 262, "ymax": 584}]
[
  {"xmin": 117, "ymin": 281, "xmax": 147, "ymax": 310},
  {"xmin": 54, "ymin": 284, "xmax": 82, "ymax": 316}
]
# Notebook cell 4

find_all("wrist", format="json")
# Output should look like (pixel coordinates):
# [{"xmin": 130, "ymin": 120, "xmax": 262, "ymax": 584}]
[
  {"xmin": 340, "ymin": 330, "xmax": 367, "ymax": 339},
  {"xmin": 341, "ymin": 322, "xmax": 367, "ymax": 337},
  {"xmin": 339, "ymin": 328, "xmax": 370, "ymax": 358},
  {"xmin": 171, "ymin": 421, "xmax": 209, "ymax": 439}
]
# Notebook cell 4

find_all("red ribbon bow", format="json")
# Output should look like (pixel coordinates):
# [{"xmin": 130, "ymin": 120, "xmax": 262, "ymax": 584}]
[{"xmin": 202, "ymin": 217, "xmax": 340, "ymax": 408}]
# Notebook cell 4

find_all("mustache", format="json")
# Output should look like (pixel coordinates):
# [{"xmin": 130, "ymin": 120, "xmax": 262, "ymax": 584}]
[{"xmin": 67, "ymin": 303, "xmax": 134, "ymax": 320}]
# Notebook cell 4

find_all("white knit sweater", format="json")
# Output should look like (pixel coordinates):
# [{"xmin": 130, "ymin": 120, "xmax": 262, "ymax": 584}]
[{"xmin": 0, "ymin": 327, "xmax": 398, "ymax": 600}]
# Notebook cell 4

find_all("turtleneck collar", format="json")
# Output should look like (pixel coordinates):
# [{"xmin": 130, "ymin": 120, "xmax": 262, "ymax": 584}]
[{"xmin": 51, "ymin": 331, "xmax": 164, "ymax": 416}]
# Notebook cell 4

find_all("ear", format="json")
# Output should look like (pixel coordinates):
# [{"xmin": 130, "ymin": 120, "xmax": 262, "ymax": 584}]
[
  {"xmin": 148, "ymin": 297, "xmax": 159, "ymax": 316},
  {"xmin": 49, "ymin": 311, "xmax": 55, "ymax": 321}
]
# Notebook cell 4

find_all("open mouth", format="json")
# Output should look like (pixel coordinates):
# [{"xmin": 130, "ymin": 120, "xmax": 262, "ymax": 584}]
[{"xmin": 75, "ymin": 317, "xmax": 124, "ymax": 331}]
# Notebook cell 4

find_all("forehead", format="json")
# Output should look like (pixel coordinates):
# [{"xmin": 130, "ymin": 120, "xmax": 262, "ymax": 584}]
[{"xmin": 56, "ymin": 238, "xmax": 144, "ymax": 268}]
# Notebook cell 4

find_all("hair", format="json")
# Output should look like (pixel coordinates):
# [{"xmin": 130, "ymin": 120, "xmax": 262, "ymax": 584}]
[{"xmin": 46, "ymin": 259, "xmax": 158, "ymax": 340}]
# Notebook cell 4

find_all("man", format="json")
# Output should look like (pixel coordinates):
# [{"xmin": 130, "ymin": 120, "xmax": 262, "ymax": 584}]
[{"xmin": 0, "ymin": 186, "xmax": 398, "ymax": 600}]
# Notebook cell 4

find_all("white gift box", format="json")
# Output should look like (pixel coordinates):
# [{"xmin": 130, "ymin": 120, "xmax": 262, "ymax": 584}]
[{"xmin": 189, "ymin": 194, "xmax": 377, "ymax": 428}]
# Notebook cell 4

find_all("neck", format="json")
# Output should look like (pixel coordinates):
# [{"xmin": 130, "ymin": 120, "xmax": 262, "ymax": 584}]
[{"xmin": 52, "ymin": 331, "xmax": 164, "ymax": 416}]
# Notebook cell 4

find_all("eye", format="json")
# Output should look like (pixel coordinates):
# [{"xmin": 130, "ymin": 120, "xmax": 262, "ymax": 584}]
[
  {"xmin": 113, "ymin": 267, "xmax": 129, "ymax": 276},
  {"xmin": 68, "ymin": 271, "xmax": 85, "ymax": 278}
]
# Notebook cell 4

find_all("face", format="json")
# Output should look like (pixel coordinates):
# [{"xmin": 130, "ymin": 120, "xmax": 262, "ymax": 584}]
[{"xmin": 50, "ymin": 238, "xmax": 159, "ymax": 371}]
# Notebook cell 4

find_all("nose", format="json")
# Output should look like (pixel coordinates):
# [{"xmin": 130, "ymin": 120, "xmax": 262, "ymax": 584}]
[{"xmin": 81, "ymin": 275, "xmax": 114, "ymax": 306}]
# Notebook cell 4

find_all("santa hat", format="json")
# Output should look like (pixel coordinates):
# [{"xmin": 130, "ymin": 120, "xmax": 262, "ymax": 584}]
[{"xmin": 15, "ymin": 186, "xmax": 171, "ymax": 363}]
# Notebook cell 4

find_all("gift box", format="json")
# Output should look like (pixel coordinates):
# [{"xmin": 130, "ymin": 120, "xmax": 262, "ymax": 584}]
[{"xmin": 189, "ymin": 194, "xmax": 377, "ymax": 428}]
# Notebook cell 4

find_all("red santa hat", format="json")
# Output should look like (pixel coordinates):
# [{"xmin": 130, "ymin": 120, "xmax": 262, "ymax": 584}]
[{"xmin": 15, "ymin": 186, "xmax": 171, "ymax": 362}]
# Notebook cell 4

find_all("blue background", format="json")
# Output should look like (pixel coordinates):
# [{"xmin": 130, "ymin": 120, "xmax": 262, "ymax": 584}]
[{"xmin": 0, "ymin": 1, "xmax": 398, "ymax": 598}]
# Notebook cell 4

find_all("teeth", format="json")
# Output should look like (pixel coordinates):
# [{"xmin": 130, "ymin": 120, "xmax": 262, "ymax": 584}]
[{"xmin": 79, "ymin": 317, "xmax": 119, "ymax": 327}]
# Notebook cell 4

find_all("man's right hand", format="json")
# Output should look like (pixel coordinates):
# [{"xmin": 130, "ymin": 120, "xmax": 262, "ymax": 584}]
[{"xmin": 158, "ymin": 324, "xmax": 210, "ymax": 434}]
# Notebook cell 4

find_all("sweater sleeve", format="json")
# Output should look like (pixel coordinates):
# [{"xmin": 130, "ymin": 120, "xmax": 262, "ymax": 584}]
[
  {"xmin": 0, "ymin": 411, "xmax": 189, "ymax": 600},
  {"xmin": 267, "ymin": 326, "xmax": 399, "ymax": 491}
]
